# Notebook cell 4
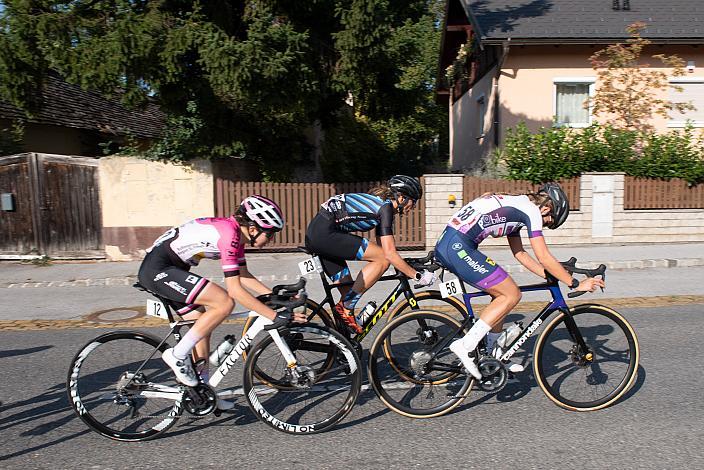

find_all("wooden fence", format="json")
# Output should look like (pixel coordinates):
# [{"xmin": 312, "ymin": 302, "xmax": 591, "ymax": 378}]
[
  {"xmin": 214, "ymin": 179, "xmax": 426, "ymax": 250},
  {"xmin": 463, "ymin": 177, "xmax": 581, "ymax": 210},
  {"xmin": 624, "ymin": 177, "xmax": 704, "ymax": 209}
]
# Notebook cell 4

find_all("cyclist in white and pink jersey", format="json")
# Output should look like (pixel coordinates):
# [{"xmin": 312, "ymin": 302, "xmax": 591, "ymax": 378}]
[
  {"xmin": 137, "ymin": 195, "xmax": 305, "ymax": 406},
  {"xmin": 435, "ymin": 183, "xmax": 605, "ymax": 380}
]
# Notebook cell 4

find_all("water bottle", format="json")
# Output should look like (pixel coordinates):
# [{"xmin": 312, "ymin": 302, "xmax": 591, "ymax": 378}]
[
  {"xmin": 356, "ymin": 301, "xmax": 377, "ymax": 326},
  {"xmin": 493, "ymin": 322, "xmax": 523, "ymax": 358},
  {"xmin": 209, "ymin": 335, "xmax": 237, "ymax": 367}
]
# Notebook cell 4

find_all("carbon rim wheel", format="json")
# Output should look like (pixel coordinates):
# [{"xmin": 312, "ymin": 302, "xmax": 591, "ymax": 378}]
[
  {"xmin": 533, "ymin": 305, "xmax": 639, "ymax": 411},
  {"xmin": 67, "ymin": 331, "xmax": 183, "ymax": 441},
  {"xmin": 368, "ymin": 310, "xmax": 472, "ymax": 419},
  {"xmin": 243, "ymin": 325, "xmax": 361, "ymax": 434}
]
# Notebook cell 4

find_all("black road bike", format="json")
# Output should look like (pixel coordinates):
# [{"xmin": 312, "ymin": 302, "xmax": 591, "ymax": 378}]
[
  {"xmin": 367, "ymin": 257, "xmax": 640, "ymax": 418},
  {"xmin": 242, "ymin": 249, "xmax": 468, "ymax": 356},
  {"xmin": 67, "ymin": 279, "xmax": 362, "ymax": 441}
]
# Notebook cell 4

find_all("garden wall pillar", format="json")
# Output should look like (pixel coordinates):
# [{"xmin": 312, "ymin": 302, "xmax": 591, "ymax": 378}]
[{"xmin": 423, "ymin": 174, "xmax": 464, "ymax": 249}]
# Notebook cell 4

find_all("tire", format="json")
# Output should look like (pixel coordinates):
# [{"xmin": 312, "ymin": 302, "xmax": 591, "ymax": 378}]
[
  {"xmin": 243, "ymin": 325, "xmax": 361, "ymax": 434},
  {"xmin": 533, "ymin": 304, "xmax": 639, "ymax": 411},
  {"xmin": 367, "ymin": 309, "xmax": 472, "ymax": 419},
  {"xmin": 67, "ymin": 331, "xmax": 183, "ymax": 441},
  {"xmin": 386, "ymin": 290, "xmax": 468, "ymax": 323}
]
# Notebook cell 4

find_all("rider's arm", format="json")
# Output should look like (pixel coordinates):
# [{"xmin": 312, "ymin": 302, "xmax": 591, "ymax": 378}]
[
  {"xmin": 507, "ymin": 235, "xmax": 546, "ymax": 278},
  {"xmin": 528, "ymin": 236, "xmax": 605, "ymax": 291},
  {"xmin": 238, "ymin": 265, "xmax": 273, "ymax": 296},
  {"xmin": 379, "ymin": 234, "xmax": 417, "ymax": 279},
  {"xmin": 225, "ymin": 275, "xmax": 279, "ymax": 321}
]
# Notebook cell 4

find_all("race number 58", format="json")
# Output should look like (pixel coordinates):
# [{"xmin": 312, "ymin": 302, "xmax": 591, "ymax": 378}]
[{"xmin": 439, "ymin": 278, "xmax": 462, "ymax": 298}]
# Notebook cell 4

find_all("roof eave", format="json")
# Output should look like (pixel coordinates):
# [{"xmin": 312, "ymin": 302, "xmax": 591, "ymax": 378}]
[{"xmin": 480, "ymin": 37, "xmax": 704, "ymax": 46}]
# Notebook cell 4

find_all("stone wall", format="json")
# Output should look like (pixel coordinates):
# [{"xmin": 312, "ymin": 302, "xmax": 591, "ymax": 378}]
[{"xmin": 424, "ymin": 173, "xmax": 704, "ymax": 249}]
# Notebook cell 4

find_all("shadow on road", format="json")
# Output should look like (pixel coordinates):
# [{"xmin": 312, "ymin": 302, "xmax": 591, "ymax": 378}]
[{"xmin": 0, "ymin": 345, "xmax": 53, "ymax": 359}]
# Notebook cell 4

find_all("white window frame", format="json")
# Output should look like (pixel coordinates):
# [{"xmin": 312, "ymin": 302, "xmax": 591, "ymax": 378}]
[
  {"xmin": 668, "ymin": 77, "xmax": 704, "ymax": 128},
  {"xmin": 552, "ymin": 77, "xmax": 596, "ymax": 128},
  {"xmin": 476, "ymin": 94, "xmax": 486, "ymax": 140}
]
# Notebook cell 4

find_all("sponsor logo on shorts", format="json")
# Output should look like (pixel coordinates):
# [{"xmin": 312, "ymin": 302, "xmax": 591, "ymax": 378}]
[
  {"xmin": 153, "ymin": 272, "xmax": 168, "ymax": 282},
  {"xmin": 452, "ymin": 242, "xmax": 463, "ymax": 250},
  {"xmin": 185, "ymin": 275, "xmax": 199, "ymax": 285},
  {"xmin": 164, "ymin": 281, "xmax": 187, "ymax": 295},
  {"xmin": 456, "ymin": 250, "xmax": 489, "ymax": 274}
]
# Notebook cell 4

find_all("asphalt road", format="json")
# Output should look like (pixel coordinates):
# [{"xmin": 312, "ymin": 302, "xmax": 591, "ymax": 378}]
[{"xmin": 1, "ymin": 303, "xmax": 702, "ymax": 469}]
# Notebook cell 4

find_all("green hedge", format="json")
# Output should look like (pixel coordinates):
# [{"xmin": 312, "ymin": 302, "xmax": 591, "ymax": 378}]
[{"xmin": 495, "ymin": 123, "xmax": 704, "ymax": 184}]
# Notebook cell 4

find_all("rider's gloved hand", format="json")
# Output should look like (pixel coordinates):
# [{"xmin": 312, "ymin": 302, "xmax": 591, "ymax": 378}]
[{"xmin": 414, "ymin": 269, "xmax": 436, "ymax": 288}]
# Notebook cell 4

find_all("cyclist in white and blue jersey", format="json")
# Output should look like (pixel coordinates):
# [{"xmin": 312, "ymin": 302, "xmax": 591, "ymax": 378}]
[
  {"xmin": 305, "ymin": 176, "xmax": 435, "ymax": 333},
  {"xmin": 436, "ymin": 183, "xmax": 605, "ymax": 379}
]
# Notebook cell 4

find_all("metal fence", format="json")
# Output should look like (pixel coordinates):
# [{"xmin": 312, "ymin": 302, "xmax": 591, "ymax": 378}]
[
  {"xmin": 463, "ymin": 176, "xmax": 581, "ymax": 210},
  {"xmin": 214, "ymin": 179, "xmax": 426, "ymax": 250}
]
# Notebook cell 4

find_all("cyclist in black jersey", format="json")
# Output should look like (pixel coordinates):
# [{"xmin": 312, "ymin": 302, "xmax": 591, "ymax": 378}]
[{"xmin": 305, "ymin": 175, "xmax": 436, "ymax": 333}]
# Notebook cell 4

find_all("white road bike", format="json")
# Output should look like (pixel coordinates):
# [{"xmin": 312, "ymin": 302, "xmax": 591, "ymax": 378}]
[{"xmin": 67, "ymin": 279, "xmax": 362, "ymax": 441}]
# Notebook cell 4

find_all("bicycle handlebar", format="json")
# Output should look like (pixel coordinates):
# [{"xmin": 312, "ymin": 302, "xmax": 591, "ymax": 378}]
[
  {"xmin": 404, "ymin": 250, "xmax": 444, "ymax": 273},
  {"xmin": 558, "ymin": 257, "xmax": 607, "ymax": 298}
]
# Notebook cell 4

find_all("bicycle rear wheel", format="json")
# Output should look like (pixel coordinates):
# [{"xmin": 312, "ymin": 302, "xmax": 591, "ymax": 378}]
[
  {"xmin": 243, "ymin": 325, "xmax": 361, "ymax": 434},
  {"xmin": 533, "ymin": 304, "xmax": 639, "ymax": 411},
  {"xmin": 67, "ymin": 331, "xmax": 183, "ymax": 441},
  {"xmin": 368, "ymin": 310, "xmax": 472, "ymax": 419}
]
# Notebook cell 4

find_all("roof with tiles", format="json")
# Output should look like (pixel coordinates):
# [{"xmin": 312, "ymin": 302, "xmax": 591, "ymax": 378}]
[
  {"xmin": 0, "ymin": 75, "xmax": 164, "ymax": 138},
  {"xmin": 463, "ymin": 0, "xmax": 704, "ymax": 43}
]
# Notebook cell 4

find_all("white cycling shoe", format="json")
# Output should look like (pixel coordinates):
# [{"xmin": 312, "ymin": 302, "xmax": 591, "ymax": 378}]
[
  {"xmin": 449, "ymin": 339, "xmax": 482, "ymax": 380},
  {"xmin": 163, "ymin": 348, "xmax": 199, "ymax": 387}
]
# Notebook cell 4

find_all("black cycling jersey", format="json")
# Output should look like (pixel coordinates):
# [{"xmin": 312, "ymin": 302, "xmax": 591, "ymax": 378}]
[{"xmin": 321, "ymin": 193, "xmax": 395, "ymax": 236}]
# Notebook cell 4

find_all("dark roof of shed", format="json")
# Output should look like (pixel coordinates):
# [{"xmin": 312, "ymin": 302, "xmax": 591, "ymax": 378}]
[
  {"xmin": 464, "ymin": 0, "xmax": 704, "ymax": 44},
  {"xmin": 0, "ymin": 75, "xmax": 164, "ymax": 138}
]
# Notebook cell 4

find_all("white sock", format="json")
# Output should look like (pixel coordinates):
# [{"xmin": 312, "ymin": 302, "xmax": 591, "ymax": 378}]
[
  {"xmin": 460, "ymin": 319, "xmax": 492, "ymax": 352},
  {"xmin": 173, "ymin": 329, "xmax": 204, "ymax": 359},
  {"xmin": 486, "ymin": 331, "xmax": 501, "ymax": 352}
]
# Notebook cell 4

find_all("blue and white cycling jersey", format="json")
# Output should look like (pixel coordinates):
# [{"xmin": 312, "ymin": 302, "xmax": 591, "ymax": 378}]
[
  {"xmin": 320, "ymin": 193, "xmax": 395, "ymax": 236},
  {"xmin": 446, "ymin": 194, "xmax": 544, "ymax": 243}
]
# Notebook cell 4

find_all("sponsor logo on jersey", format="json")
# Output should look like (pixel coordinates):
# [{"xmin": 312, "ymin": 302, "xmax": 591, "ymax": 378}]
[
  {"xmin": 456, "ymin": 250, "xmax": 489, "ymax": 274},
  {"xmin": 479, "ymin": 213, "xmax": 507, "ymax": 228},
  {"xmin": 164, "ymin": 281, "xmax": 187, "ymax": 295},
  {"xmin": 153, "ymin": 272, "xmax": 168, "ymax": 282},
  {"xmin": 452, "ymin": 242, "xmax": 463, "ymax": 250},
  {"xmin": 185, "ymin": 275, "xmax": 199, "ymax": 285}
]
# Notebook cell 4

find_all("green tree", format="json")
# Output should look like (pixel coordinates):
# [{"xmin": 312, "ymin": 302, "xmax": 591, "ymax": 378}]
[
  {"xmin": 589, "ymin": 22, "xmax": 694, "ymax": 133},
  {"xmin": 0, "ymin": 0, "xmax": 446, "ymax": 181}
]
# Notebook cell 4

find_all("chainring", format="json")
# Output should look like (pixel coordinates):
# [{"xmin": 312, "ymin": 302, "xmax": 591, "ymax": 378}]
[
  {"xmin": 183, "ymin": 384, "xmax": 217, "ymax": 416},
  {"xmin": 477, "ymin": 357, "xmax": 507, "ymax": 392}
]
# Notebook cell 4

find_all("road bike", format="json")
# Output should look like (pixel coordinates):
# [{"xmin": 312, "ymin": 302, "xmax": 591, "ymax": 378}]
[
  {"xmin": 367, "ymin": 257, "xmax": 640, "ymax": 418},
  {"xmin": 67, "ymin": 279, "xmax": 362, "ymax": 441},
  {"xmin": 241, "ymin": 249, "xmax": 468, "ymax": 356}
]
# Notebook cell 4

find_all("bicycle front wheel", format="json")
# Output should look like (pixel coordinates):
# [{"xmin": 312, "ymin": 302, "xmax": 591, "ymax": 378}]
[
  {"xmin": 243, "ymin": 325, "xmax": 361, "ymax": 434},
  {"xmin": 67, "ymin": 331, "xmax": 183, "ymax": 441},
  {"xmin": 368, "ymin": 310, "xmax": 472, "ymax": 419},
  {"xmin": 533, "ymin": 304, "xmax": 639, "ymax": 411}
]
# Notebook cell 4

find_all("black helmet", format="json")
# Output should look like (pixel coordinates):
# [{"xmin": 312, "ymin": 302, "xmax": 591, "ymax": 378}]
[
  {"xmin": 388, "ymin": 175, "xmax": 423, "ymax": 200},
  {"xmin": 539, "ymin": 182, "xmax": 569, "ymax": 229}
]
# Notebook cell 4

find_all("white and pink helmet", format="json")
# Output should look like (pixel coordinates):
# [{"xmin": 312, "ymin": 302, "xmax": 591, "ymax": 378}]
[{"xmin": 238, "ymin": 195, "xmax": 285, "ymax": 232}]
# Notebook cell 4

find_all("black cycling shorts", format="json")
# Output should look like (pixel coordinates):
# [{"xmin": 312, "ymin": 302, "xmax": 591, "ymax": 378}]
[
  {"xmin": 305, "ymin": 211, "xmax": 369, "ymax": 280},
  {"xmin": 138, "ymin": 246, "xmax": 210, "ymax": 314}
]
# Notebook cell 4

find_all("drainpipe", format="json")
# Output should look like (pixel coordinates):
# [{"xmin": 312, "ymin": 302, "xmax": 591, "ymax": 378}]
[{"xmin": 493, "ymin": 39, "xmax": 510, "ymax": 148}]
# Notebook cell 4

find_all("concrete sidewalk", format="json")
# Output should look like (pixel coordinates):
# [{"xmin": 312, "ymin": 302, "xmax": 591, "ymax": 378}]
[{"xmin": 1, "ymin": 242, "xmax": 703, "ymax": 287}]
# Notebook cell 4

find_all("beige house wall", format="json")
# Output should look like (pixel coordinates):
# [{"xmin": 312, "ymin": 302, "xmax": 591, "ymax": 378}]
[
  {"xmin": 497, "ymin": 45, "xmax": 704, "ymax": 140},
  {"xmin": 449, "ymin": 65, "xmax": 498, "ymax": 171},
  {"xmin": 99, "ymin": 156, "xmax": 214, "ymax": 259}
]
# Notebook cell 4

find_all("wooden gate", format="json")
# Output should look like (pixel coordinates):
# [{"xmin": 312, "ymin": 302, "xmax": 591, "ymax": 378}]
[
  {"xmin": 214, "ymin": 179, "xmax": 426, "ymax": 250},
  {"xmin": 0, "ymin": 153, "xmax": 103, "ymax": 257}
]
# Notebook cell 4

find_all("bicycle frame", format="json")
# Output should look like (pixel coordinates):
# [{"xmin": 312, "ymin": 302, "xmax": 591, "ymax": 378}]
[
  {"xmin": 430, "ymin": 277, "xmax": 588, "ymax": 371},
  {"xmin": 310, "ymin": 268, "xmax": 421, "ymax": 343}
]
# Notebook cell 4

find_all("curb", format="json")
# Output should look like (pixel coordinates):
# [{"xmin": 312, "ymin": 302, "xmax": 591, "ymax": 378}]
[{"xmin": 1, "ymin": 257, "xmax": 703, "ymax": 289}]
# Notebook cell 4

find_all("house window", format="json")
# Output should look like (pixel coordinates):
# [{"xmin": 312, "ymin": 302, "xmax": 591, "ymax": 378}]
[
  {"xmin": 553, "ymin": 78, "xmax": 595, "ymax": 127},
  {"xmin": 669, "ymin": 78, "xmax": 704, "ymax": 127},
  {"xmin": 476, "ymin": 95, "xmax": 486, "ymax": 139}
]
